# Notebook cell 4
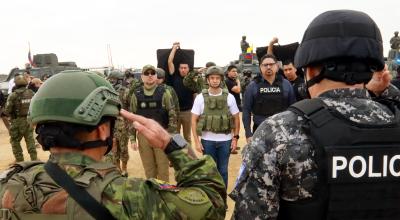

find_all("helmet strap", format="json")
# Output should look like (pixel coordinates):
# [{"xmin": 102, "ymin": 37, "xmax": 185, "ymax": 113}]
[{"xmin": 306, "ymin": 62, "xmax": 374, "ymax": 89}]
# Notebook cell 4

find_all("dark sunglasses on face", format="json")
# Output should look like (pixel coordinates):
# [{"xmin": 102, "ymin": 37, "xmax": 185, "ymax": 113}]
[{"xmin": 143, "ymin": 71, "xmax": 156, "ymax": 76}]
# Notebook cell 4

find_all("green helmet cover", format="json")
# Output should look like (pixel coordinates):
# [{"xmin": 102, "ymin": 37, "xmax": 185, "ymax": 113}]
[
  {"xmin": 205, "ymin": 66, "xmax": 224, "ymax": 78},
  {"xmin": 28, "ymin": 70, "xmax": 121, "ymax": 126}
]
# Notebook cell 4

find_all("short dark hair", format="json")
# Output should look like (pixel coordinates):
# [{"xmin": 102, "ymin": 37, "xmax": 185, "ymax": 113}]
[
  {"xmin": 227, "ymin": 65, "xmax": 237, "ymax": 72},
  {"xmin": 179, "ymin": 62, "xmax": 189, "ymax": 67},
  {"xmin": 36, "ymin": 116, "xmax": 115, "ymax": 150},
  {"xmin": 260, "ymin": 54, "xmax": 277, "ymax": 64},
  {"xmin": 282, "ymin": 59, "xmax": 294, "ymax": 66}
]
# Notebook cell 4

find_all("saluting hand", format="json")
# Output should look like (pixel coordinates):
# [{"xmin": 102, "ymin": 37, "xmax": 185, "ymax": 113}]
[
  {"xmin": 366, "ymin": 64, "xmax": 392, "ymax": 96},
  {"xmin": 120, "ymin": 109, "xmax": 171, "ymax": 150}
]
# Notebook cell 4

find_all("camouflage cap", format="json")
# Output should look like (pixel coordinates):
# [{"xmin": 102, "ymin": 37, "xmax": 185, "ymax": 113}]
[
  {"xmin": 142, "ymin": 65, "xmax": 156, "ymax": 74},
  {"xmin": 156, "ymin": 68, "xmax": 166, "ymax": 78}
]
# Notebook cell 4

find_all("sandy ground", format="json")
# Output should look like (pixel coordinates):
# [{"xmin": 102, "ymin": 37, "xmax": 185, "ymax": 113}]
[{"xmin": 0, "ymin": 117, "xmax": 247, "ymax": 219}]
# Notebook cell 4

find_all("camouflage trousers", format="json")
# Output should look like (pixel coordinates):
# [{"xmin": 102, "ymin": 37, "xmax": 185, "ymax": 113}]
[
  {"xmin": 112, "ymin": 118, "xmax": 129, "ymax": 164},
  {"xmin": 113, "ymin": 131, "xmax": 129, "ymax": 164},
  {"xmin": 9, "ymin": 118, "xmax": 37, "ymax": 162},
  {"xmin": 137, "ymin": 133, "xmax": 169, "ymax": 182}
]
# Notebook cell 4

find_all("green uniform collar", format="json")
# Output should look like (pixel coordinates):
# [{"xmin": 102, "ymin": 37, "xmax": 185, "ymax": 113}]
[{"xmin": 49, "ymin": 152, "xmax": 98, "ymax": 167}]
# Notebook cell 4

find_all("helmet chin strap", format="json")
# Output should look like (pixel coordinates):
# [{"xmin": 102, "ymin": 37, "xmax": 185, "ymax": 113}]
[{"xmin": 303, "ymin": 62, "xmax": 374, "ymax": 98}]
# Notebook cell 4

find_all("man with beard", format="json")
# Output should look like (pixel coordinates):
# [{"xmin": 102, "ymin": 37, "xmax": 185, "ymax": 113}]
[
  {"xmin": 130, "ymin": 65, "xmax": 177, "ymax": 182},
  {"xmin": 231, "ymin": 10, "xmax": 400, "ymax": 219},
  {"xmin": 242, "ymin": 54, "xmax": 296, "ymax": 143}
]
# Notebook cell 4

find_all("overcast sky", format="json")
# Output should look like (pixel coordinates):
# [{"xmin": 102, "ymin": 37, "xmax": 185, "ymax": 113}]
[{"xmin": 0, "ymin": 0, "xmax": 398, "ymax": 74}]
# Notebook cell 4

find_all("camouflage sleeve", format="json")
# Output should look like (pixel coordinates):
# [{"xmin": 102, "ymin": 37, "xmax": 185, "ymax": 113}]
[
  {"xmin": 120, "ymin": 88, "xmax": 135, "ymax": 137},
  {"xmin": 230, "ymin": 119, "xmax": 281, "ymax": 220},
  {"xmin": 4, "ymin": 93, "xmax": 16, "ymax": 116},
  {"xmin": 129, "ymin": 94, "xmax": 138, "ymax": 143},
  {"xmin": 162, "ymin": 91, "xmax": 177, "ymax": 134},
  {"xmin": 104, "ymin": 150, "xmax": 226, "ymax": 219},
  {"xmin": 167, "ymin": 85, "xmax": 180, "ymax": 112},
  {"xmin": 183, "ymin": 71, "xmax": 202, "ymax": 93}
]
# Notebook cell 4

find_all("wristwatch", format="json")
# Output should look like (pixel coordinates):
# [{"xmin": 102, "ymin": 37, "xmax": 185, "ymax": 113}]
[
  {"xmin": 164, "ymin": 134, "xmax": 187, "ymax": 154},
  {"xmin": 233, "ymin": 135, "xmax": 240, "ymax": 140}
]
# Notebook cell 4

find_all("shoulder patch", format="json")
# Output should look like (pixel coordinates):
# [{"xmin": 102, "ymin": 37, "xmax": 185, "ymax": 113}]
[
  {"xmin": 147, "ymin": 178, "xmax": 179, "ymax": 192},
  {"xmin": 177, "ymin": 187, "xmax": 209, "ymax": 205}
]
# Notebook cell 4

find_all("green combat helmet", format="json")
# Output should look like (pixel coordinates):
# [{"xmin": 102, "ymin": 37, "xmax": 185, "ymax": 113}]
[
  {"xmin": 107, "ymin": 70, "xmax": 125, "ymax": 91},
  {"xmin": 107, "ymin": 70, "xmax": 124, "ymax": 80},
  {"xmin": 14, "ymin": 74, "xmax": 29, "ymax": 86},
  {"xmin": 28, "ymin": 70, "xmax": 121, "ymax": 153},
  {"xmin": 205, "ymin": 66, "xmax": 224, "ymax": 78},
  {"xmin": 29, "ymin": 70, "xmax": 121, "ymax": 127},
  {"xmin": 156, "ymin": 68, "xmax": 166, "ymax": 79}
]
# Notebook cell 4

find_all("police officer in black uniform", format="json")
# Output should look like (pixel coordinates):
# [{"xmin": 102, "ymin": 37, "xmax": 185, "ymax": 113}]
[
  {"xmin": 242, "ymin": 54, "xmax": 296, "ymax": 143},
  {"xmin": 231, "ymin": 10, "xmax": 400, "ymax": 220}
]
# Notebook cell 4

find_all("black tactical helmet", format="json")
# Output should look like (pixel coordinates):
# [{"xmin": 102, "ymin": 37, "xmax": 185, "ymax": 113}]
[{"xmin": 295, "ymin": 10, "xmax": 384, "ymax": 74}]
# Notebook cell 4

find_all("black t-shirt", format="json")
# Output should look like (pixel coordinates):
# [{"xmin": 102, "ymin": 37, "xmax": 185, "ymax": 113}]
[
  {"xmin": 225, "ymin": 77, "xmax": 242, "ymax": 110},
  {"xmin": 168, "ymin": 73, "xmax": 194, "ymax": 111},
  {"xmin": 291, "ymin": 76, "xmax": 305, "ymax": 101}
]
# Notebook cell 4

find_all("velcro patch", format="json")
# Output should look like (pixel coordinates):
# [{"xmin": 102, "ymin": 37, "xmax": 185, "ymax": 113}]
[
  {"xmin": 148, "ymin": 179, "xmax": 179, "ymax": 192},
  {"xmin": 177, "ymin": 188, "xmax": 209, "ymax": 205}
]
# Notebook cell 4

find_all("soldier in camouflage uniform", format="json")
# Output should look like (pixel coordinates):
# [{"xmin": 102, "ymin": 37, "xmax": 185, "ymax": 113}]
[
  {"xmin": 107, "ymin": 70, "xmax": 130, "ymax": 177},
  {"xmin": 0, "ymin": 70, "xmax": 226, "ymax": 219},
  {"xmin": 183, "ymin": 70, "xmax": 206, "ymax": 93},
  {"xmin": 183, "ymin": 67, "xmax": 227, "ymax": 93},
  {"xmin": 4, "ymin": 75, "xmax": 37, "ymax": 162},
  {"xmin": 0, "ymin": 90, "xmax": 10, "ymax": 132},
  {"xmin": 231, "ymin": 10, "xmax": 400, "ymax": 219},
  {"xmin": 130, "ymin": 65, "xmax": 177, "ymax": 182},
  {"xmin": 156, "ymin": 67, "xmax": 198, "ymax": 159},
  {"xmin": 239, "ymin": 68, "xmax": 253, "ymax": 97}
]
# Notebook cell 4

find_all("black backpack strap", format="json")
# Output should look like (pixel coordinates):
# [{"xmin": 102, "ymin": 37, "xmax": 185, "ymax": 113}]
[
  {"xmin": 289, "ymin": 98, "xmax": 335, "ymax": 128},
  {"xmin": 44, "ymin": 162, "xmax": 116, "ymax": 220}
]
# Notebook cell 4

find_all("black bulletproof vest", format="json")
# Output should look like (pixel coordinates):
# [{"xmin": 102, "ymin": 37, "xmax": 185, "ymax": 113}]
[
  {"xmin": 279, "ymin": 98, "xmax": 400, "ymax": 220},
  {"xmin": 135, "ymin": 86, "xmax": 169, "ymax": 128},
  {"xmin": 252, "ymin": 77, "xmax": 287, "ymax": 117}
]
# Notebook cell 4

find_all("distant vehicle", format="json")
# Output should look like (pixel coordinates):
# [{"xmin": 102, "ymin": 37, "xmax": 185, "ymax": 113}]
[
  {"xmin": 0, "ymin": 53, "xmax": 81, "ymax": 96},
  {"xmin": 227, "ymin": 52, "xmax": 261, "ymax": 78}
]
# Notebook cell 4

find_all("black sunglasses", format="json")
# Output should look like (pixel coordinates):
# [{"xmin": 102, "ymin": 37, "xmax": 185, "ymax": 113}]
[{"xmin": 143, "ymin": 71, "xmax": 156, "ymax": 76}]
